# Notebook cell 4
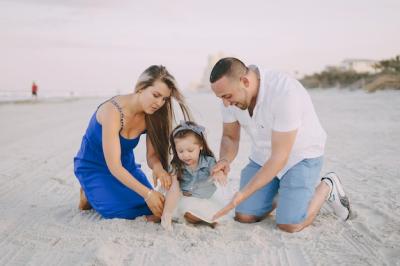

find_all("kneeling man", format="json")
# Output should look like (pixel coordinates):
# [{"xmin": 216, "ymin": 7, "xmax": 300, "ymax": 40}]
[{"xmin": 210, "ymin": 57, "xmax": 351, "ymax": 233}]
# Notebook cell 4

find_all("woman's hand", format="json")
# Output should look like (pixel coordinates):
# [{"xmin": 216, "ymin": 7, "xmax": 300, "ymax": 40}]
[
  {"xmin": 212, "ymin": 191, "xmax": 244, "ymax": 221},
  {"xmin": 144, "ymin": 190, "xmax": 165, "ymax": 217},
  {"xmin": 152, "ymin": 167, "xmax": 172, "ymax": 190},
  {"xmin": 211, "ymin": 158, "xmax": 231, "ymax": 177}
]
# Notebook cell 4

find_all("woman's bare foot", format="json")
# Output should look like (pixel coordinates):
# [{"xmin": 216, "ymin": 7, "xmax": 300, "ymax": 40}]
[
  {"xmin": 78, "ymin": 187, "xmax": 92, "ymax": 210},
  {"xmin": 145, "ymin": 215, "xmax": 161, "ymax": 223}
]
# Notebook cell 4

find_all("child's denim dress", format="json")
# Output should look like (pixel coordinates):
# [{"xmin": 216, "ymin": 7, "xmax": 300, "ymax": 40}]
[{"xmin": 179, "ymin": 155, "xmax": 217, "ymax": 199}]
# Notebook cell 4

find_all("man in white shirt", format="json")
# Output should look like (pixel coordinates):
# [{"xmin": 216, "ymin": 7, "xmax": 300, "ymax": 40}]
[{"xmin": 210, "ymin": 57, "xmax": 351, "ymax": 233}]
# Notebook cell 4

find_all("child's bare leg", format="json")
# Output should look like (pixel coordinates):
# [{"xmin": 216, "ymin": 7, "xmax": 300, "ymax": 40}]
[
  {"xmin": 184, "ymin": 212, "xmax": 202, "ymax": 224},
  {"xmin": 184, "ymin": 213, "xmax": 217, "ymax": 228},
  {"xmin": 78, "ymin": 187, "xmax": 92, "ymax": 210}
]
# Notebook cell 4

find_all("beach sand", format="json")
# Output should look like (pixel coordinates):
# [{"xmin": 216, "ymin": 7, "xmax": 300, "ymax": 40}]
[{"xmin": 0, "ymin": 89, "xmax": 399, "ymax": 265}]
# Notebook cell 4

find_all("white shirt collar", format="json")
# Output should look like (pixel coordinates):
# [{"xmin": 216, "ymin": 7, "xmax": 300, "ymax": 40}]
[{"xmin": 250, "ymin": 65, "xmax": 266, "ymax": 116}]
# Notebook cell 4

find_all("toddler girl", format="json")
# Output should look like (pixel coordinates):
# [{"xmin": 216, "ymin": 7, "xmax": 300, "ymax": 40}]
[{"xmin": 161, "ymin": 121, "xmax": 227, "ymax": 231}]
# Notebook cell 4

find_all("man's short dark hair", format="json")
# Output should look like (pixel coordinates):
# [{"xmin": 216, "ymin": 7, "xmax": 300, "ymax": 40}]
[{"xmin": 209, "ymin": 57, "xmax": 248, "ymax": 83}]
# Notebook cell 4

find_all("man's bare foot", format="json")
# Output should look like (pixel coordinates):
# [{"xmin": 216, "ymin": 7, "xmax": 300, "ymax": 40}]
[
  {"xmin": 78, "ymin": 188, "xmax": 92, "ymax": 210},
  {"xmin": 145, "ymin": 215, "xmax": 161, "ymax": 223}
]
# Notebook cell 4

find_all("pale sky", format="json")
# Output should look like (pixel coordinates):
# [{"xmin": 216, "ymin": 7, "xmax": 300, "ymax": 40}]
[{"xmin": 1, "ymin": 0, "xmax": 399, "ymax": 95}]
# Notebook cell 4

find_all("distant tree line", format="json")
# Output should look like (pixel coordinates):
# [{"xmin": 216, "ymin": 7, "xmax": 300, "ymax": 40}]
[
  {"xmin": 300, "ymin": 55, "xmax": 400, "ymax": 92},
  {"xmin": 374, "ymin": 55, "xmax": 400, "ymax": 73}
]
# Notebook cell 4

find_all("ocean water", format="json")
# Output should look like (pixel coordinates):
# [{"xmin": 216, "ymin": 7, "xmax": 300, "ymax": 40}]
[{"xmin": 0, "ymin": 88, "xmax": 124, "ymax": 102}]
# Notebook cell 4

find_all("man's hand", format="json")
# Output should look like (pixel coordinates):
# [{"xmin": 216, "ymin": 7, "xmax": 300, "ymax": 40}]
[
  {"xmin": 212, "ymin": 191, "xmax": 244, "ymax": 221},
  {"xmin": 212, "ymin": 170, "xmax": 228, "ymax": 186},
  {"xmin": 211, "ymin": 158, "xmax": 231, "ymax": 177}
]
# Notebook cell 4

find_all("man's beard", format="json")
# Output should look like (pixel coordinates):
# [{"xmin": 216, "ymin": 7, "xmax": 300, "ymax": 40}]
[
  {"xmin": 235, "ymin": 88, "xmax": 249, "ymax": 110},
  {"xmin": 235, "ymin": 102, "xmax": 248, "ymax": 110}
]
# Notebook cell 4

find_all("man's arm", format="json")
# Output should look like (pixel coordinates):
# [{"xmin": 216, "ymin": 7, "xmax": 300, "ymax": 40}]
[
  {"xmin": 212, "ymin": 129, "xmax": 297, "ymax": 220},
  {"xmin": 240, "ymin": 129, "xmax": 297, "ymax": 196},
  {"xmin": 211, "ymin": 121, "xmax": 241, "ymax": 175},
  {"xmin": 220, "ymin": 121, "xmax": 241, "ymax": 162}
]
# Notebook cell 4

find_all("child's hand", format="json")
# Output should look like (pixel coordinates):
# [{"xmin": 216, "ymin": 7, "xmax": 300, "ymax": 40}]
[
  {"xmin": 212, "ymin": 158, "xmax": 230, "ymax": 176},
  {"xmin": 161, "ymin": 212, "xmax": 173, "ymax": 232},
  {"xmin": 212, "ymin": 170, "xmax": 228, "ymax": 186}
]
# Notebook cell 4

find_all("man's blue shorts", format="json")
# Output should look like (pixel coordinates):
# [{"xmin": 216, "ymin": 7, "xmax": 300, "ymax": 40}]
[{"xmin": 235, "ymin": 157, "xmax": 323, "ymax": 224}]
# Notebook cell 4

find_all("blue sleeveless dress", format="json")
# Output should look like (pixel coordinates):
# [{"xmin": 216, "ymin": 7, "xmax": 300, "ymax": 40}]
[{"xmin": 74, "ymin": 104, "xmax": 153, "ymax": 219}]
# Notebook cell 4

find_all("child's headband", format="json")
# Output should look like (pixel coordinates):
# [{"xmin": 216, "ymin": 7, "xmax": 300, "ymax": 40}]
[{"xmin": 172, "ymin": 121, "xmax": 205, "ymax": 138}]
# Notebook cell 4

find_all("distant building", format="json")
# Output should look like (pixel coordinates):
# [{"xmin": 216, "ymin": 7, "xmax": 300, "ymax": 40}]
[
  {"xmin": 191, "ymin": 52, "xmax": 227, "ymax": 92},
  {"xmin": 339, "ymin": 59, "xmax": 378, "ymax": 74},
  {"xmin": 324, "ymin": 65, "xmax": 341, "ymax": 72}
]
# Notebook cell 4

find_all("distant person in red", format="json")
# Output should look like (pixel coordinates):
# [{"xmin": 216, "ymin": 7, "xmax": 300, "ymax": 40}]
[{"xmin": 31, "ymin": 81, "xmax": 38, "ymax": 99}]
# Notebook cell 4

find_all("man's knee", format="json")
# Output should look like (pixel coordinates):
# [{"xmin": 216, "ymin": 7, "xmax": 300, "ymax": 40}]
[
  {"xmin": 234, "ymin": 212, "xmax": 264, "ymax": 223},
  {"xmin": 277, "ymin": 223, "xmax": 304, "ymax": 233}
]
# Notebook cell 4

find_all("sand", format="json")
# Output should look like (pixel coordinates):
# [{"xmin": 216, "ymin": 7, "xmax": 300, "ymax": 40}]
[{"xmin": 0, "ymin": 89, "xmax": 399, "ymax": 265}]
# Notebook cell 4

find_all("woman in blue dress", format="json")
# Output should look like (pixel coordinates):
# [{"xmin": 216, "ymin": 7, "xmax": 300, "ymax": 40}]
[{"xmin": 74, "ymin": 65, "xmax": 191, "ymax": 220}]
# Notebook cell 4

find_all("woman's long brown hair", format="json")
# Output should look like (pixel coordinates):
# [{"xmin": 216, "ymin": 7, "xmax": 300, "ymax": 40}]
[{"xmin": 134, "ymin": 65, "xmax": 191, "ymax": 170}]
